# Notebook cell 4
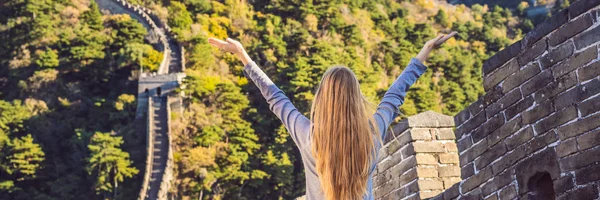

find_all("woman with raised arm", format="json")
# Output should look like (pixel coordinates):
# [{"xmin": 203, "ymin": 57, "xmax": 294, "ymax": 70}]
[{"xmin": 208, "ymin": 32, "xmax": 456, "ymax": 200}]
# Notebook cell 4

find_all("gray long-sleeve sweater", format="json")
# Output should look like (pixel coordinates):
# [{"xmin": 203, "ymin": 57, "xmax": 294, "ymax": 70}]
[{"xmin": 243, "ymin": 58, "xmax": 427, "ymax": 200}]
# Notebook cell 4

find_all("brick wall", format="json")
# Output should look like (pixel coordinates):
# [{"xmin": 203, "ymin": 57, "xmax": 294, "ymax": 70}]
[
  {"xmin": 374, "ymin": 111, "xmax": 460, "ymax": 199},
  {"xmin": 437, "ymin": 1, "xmax": 600, "ymax": 199},
  {"xmin": 376, "ymin": 1, "xmax": 600, "ymax": 199}
]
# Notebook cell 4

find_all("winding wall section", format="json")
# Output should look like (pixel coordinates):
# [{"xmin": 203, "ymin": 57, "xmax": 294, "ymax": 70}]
[{"xmin": 96, "ymin": 0, "xmax": 185, "ymax": 199}]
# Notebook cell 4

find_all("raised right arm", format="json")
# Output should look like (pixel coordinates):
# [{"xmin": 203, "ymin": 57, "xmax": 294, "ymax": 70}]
[{"xmin": 373, "ymin": 58, "xmax": 427, "ymax": 141}]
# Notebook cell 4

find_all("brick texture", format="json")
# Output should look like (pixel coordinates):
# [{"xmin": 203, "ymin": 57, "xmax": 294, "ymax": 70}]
[
  {"xmin": 377, "ymin": 4, "xmax": 600, "ymax": 199},
  {"xmin": 484, "ymin": 59, "xmax": 519, "ymax": 91},
  {"xmin": 502, "ymin": 62, "xmax": 541, "ymax": 93},
  {"xmin": 549, "ymin": 13, "xmax": 594, "ymax": 46},
  {"xmin": 540, "ymin": 40, "xmax": 574, "ymax": 69},
  {"xmin": 579, "ymin": 60, "xmax": 600, "ymax": 82},
  {"xmin": 574, "ymin": 19, "xmax": 600, "ymax": 49}
]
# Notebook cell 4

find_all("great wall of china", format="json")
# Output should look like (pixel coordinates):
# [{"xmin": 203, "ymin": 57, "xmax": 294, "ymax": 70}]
[
  {"xmin": 374, "ymin": 1, "xmax": 600, "ymax": 199},
  {"xmin": 96, "ymin": 0, "xmax": 185, "ymax": 199},
  {"xmin": 97, "ymin": 0, "xmax": 600, "ymax": 199}
]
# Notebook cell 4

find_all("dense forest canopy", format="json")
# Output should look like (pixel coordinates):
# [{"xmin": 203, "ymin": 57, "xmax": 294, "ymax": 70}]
[{"xmin": 0, "ymin": 0, "xmax": 562, "ymax": 199}]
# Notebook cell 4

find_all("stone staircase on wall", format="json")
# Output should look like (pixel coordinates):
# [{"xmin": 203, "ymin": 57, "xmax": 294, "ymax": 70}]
[
  {"xmin": 146, "ymin": 96, "xmax": 169, "ymax": 200},
  {"xmin": 96, "ymin": 0, "xmax": 186, "ymax": 199}
]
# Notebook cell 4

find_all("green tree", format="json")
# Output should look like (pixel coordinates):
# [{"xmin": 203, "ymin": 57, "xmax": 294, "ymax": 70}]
[
  {"xmin": 35, "ymin": 48, "xmax": 59, "ymax": 68},
  {"xmin": 434, "ymin": 9, "xmax": 449, "ymax": 27},
  {"xmin": 82, "ymin": 1, "xmax": 104, "ymax": 30},
  {"xmin": 87, "ymin": 132, "xmax": 138, "ymax": 199},
  {"xmin": 168, "ymin": 1, "xmax": 193, "ymax": 37},
  {"xmin": 6, "ymin": 135, "xmax": 45, "ymax": 180}
]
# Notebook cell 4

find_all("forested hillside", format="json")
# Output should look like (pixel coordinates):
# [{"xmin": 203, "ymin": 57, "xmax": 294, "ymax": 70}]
[
  {"xmin": 154, "ymin": 0, "xmax": 529, "ymax": 199},
  {"xmin": 1, "ymin": 0, "xmax": 533, "ymax": 199},
  {"xmin": 0, "ymin": 0, "xmax": 156, "ymax": 199}
]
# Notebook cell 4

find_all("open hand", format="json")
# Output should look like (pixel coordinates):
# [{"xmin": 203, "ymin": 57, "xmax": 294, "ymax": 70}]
[
  {"xmin": 416, "ymin": 31, "xmax": 457, "ymax": 63},
  {"xmin": 208, "ymin": 38, "xmax": 252, "ymax": 65}
]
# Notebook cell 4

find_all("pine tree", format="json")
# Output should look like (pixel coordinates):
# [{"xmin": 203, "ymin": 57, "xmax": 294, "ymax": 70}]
[{"xmin": 87, "ymin": 132, "xmax": 138, "ymax": 199}]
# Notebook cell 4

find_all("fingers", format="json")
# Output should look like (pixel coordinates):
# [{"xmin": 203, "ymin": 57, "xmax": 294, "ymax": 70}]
[
  {"xmin": 226, "ymin": 38, "xmax": 236, "ymax": 43},
  {"xmin": 208, "ymin": 38, "xmax": 228, "ymax": 48},
  {"xmin": 435, "ymin": 31, "xmax": 458, "ymax": 46}
]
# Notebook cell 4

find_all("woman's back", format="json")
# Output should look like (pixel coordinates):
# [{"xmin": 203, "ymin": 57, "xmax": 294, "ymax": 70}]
[
  {"xmin": 242, "ymin": 58, "xmax": 427, "ymax": 200},
  {"xmin": 208, "ymin": 32, "xmax": 454, "ymax": 200}
]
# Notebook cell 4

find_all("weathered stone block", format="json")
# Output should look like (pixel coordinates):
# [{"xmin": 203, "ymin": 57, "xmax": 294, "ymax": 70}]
[
  {"xmin": 575, "ymin": 163, "xmax": 600, "ymax": 185},
  {"xmin": 486, "ymin": 89, "xmax": 522, "ymax": 118},
  {"xmin": 554, "ymin": 78, "xmax": 600, "ymax": 110},
  {"xmin": 481, "ymin": 170, "xmax": 512, "ymax": 197},
  {"xmin": 460, "ymin": 139, "xmax": 488, "ymax": 167},
  {"xmin": 499, "ymin": 185, "xmax": 517, "ymax": 200},
  {"xmin": 461, "ymin": 167, "xmax": 493, "ymax": 193},
  {"xmin": 439, "ymin": 153, "xmax": 459, "ymax": 164},
  {"xmin": 549, "ymin": 13, "xmax": 594, "ymax": 46},
  {"xmin": 577, "ymin": 129, "xmax": 600, "ymax": 150},
  {"xmin": 386, "ymin": 131, "xmax": 411, "ymax": 155},
  {"xmin": 418, "ymin": 179, "xmax": 444, "ymax": 190},
  {"xmin": 502, "ymin": 62, "xmax": 541, "ymax": 93},
  {"xmin": 522, "ymin": 70, "xmax": 553, "ymax": 96},
  {"xmin": 574, "ymin": 17, "xmax": 600, "ymax": 49},
  {"xmin": 462, "ymin": 163, "xmax": 475, "ymax": 179},
  {"xmin": 484, "ymin": 59, "xmax": 520, "ymax": 91},
  {"xmin": 556, "ymin": 138, "xmax": 577, "ymax": 157},
  {"xmin": 472, "ymin": 113, "xmax": 506, "ymax": 142},
  {"xmin": 491, "ymin": 145, "xmax": 527, "ymax": 175},
  {"xmin": 457, "ymin": 136, "xmax": 473, "ymax": 153},
  {"xmin": 475, "ymin": 143, "xmax": 507, "ymax": 170},
  {"xmin": 505, "ymin": 126, "xmax": 534, "ymax": 150},
  {"xmin": 522, "ymin": 100, "xmax": 554, "ymax": 124},
  {"xmin": 552, "ymin": 45, "xmax": 597, "ymax": 77},
  {"xmin": 413, "ymin": 142, "xmax": 445, "ymax": 153},
  {"xmin": 517, "ymin": 39, "xmax": 547, "ymax": 66},
  {"xmin": 442, "ymin": 177, "xmax": 461, "ymax": 189},
  {"xmin": 505, "ymin": 97, "xmax": 534, "ymax": 120},
  {"xmin": 389, "ymin": 179, "xmax": 419, "ymax": 199},
  {"xmin": 436, "ymin": 128, "xmax": 456, "ymax": 140},
  {"xmin": 377, "ymin": 151, "xmax": 402, "ymax": 172},
  {"xmin": 540, "ymin": 40, "xmax": 574, "ymax": 69},
  {"xmin": 456, "ymin": 111, "xmax": 486, "ymax": 139},
  {"xmin": 484, "ymin": 85, "xmax": 505, "ymax": 106},
  {"xmin": 463, "ymin": 187, "xmax": 484, "ymax": 199},
  {"xmin": 401, "ymin": 143, "xmax": 416, "ymax": 158},
  {"xmin": 522, "ymin": 9, "xmax": 568, "ymax": 47},
  {"xmin": 579, "ymin": 60, "xmax": 600, "ymax": 82},
  {"xmin": 444, "ymin": 184, "xmax": 460, "ymax": 200},
  {"xmin": 559, "ymin": 147, "xmax": 600, "ymax": 171},
  {"xmin": 526, "ymin": 130, "xmax": 558, "ymax": 154},
  {"xmin": 488, "ymin": 116, "xmax": 523, "ymax": 147},
  {"xmin": 556, "ymin": 184, "xmax": 598, "ymax": 200},
  {"xmin": 416, "ymin": 154, "xmax": 438, "ymax": 165},
  {"xmin": 579, "ymin": 92, "xmax": 600, "ymax": 117},
  {"xmin": 420, "ymin": 190, "xmax": 443, "ymax": 199},
  {"xmin": 438, "ymin": 166, "xmax": 461, "ymax": 177},
  {"xmin": 533, "ymin": 71, "xmax": 578, "ymax": 103},
  {"xmin": 483, "ymin": 41, "xmax": 522, "ymax": 76},
  {"xmin": 534, "ymin": 106, "xmax": 578, "ymax": 134},
  {"xmin": 468, "ymin": 98, "xmax": 486, "ymax": 116},
  {"xmin": 416, "ymin": 167, "xmax": 438, "ymax": 178},
  {"xmin": 516, "ymin": 149, "xmax": 560, "ymax": 194},
  {"xmin": 569, "ymin": 0, "xmax": 600, "ymax": 19},
  {"xmin": 557, "ymin": 112, "xmax": 600, "ymax": 140},
  {"xmin": 454, "ymin": 109, "xmax": 471, "ymax": 128},
  {"xmin": 553, "ymin": 175, "xmax": 574, "ymax": 195},
  {"xmin": 410, "ymin": 128, "xmax": 432, "ymax": 140},
  {"xmin": 444, "ymin": 143, "xmax": 458, "ymax": 152}
]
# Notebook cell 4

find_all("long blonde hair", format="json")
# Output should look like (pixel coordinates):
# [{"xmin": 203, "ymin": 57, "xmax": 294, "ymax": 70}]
[{"xmin": 311, "ymin": 66, "xmax": 379, "ymax": 200}]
